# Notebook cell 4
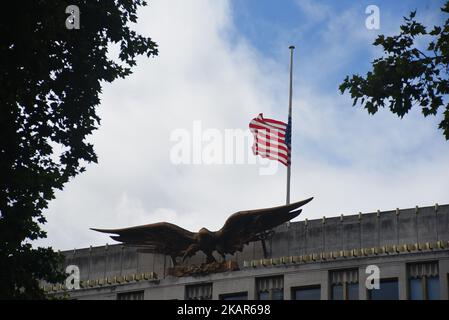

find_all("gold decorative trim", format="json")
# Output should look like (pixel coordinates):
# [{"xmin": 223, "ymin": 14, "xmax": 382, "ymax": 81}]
[
  {"xmin": 243, "ymin": 240, "xmax": 449, "ymax": 270},
  {"xmin": 44, "ymin": 272, "xmax": 158, "ymax": 293}
]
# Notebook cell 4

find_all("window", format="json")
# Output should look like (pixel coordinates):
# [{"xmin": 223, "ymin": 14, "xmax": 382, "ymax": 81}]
[
  {"xmin": 427, "ymin": 276, "xmax": 440, "ymax": 300},
  {"xmin": 368, "ymin": 279, "xmax": 399, "ymax": 300},
  {"xmin": 185, "ymin": 283, "xmax": 213, "ymax": 300},
  {"xmin": 292, "ymin": 285, "xmax": 321, "ymax": 300},
  {"xmin": 256, "ymin": 276, "xmax": 284, "ymax": 300},
  {"xmin": 408, "ymin": 261, "xmax": 440, "ymax": 300},
  {"xmin": 409, "ymin": 278, "xmax": 423, "ymax": 300},
  {"xmin": 219, "ymin": 292, "xmax": 248, "ymax": 300},
  {"xmin": 331, "ymin": 284, "xmax": 344, "ymax": 300},
  {"xmin": 330, "ymin": 269, "xmax": 359, "ymax": 300},
  {"xmin": 117, "ymin": 290, "xmax": 144, "ymax": 300},
  {"xmin": 347, "ymin": 282, "xmax": 359, "ymax": 300}
]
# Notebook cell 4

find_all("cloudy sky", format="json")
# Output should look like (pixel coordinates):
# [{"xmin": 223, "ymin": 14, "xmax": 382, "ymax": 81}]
[{"xmin": 38, "ymin": 0, "xmax": 449, "ymax": 250}]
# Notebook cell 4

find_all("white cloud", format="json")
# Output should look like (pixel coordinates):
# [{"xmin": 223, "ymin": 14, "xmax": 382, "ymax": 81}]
[
  {"xmin": 295, "ymin": 0, "xmax": 332, "ymax": 22},
  {"xmin": 37, "ymin": 0, "xmax": 449, "ymax": 251}
]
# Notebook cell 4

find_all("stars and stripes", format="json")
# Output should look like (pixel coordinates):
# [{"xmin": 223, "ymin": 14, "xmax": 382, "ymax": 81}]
[{"xmin": 249, "ymin": 113, "xmax": 291, "ymax": 166}]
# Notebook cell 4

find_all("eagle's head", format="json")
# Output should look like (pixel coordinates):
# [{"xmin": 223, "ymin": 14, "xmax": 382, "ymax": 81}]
[
  {"xmin": 198, "ymin": 227, "xmax": 213, "ymax": 236},
  {"xmin": 197, "ymin": 227, "xmax": 216, "ymax": 244}
]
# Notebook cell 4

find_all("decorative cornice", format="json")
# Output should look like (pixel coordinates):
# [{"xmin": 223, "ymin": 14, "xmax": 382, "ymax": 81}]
[
  {"xmin": 243, "ymin": 240, "xmax": 449, "ymax": 269},
  {"xmin": 43, "ymin": 272, "xmax": 158, "ymax": 293}
]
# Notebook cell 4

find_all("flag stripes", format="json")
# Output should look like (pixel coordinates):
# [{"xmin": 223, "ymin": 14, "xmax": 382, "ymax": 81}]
[{"xmin": 249, "ymin": 113, "xmax": 291, "ymax": 166}]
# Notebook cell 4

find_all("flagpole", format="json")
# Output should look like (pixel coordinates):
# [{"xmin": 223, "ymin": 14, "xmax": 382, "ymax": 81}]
[{"xmin": 286, "ymin": 45, "xmax": 295, "ymax": 206}]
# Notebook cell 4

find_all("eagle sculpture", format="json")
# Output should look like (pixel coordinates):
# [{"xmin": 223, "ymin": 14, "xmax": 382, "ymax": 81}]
[{"xmin": 91, "ymin": 197, "xmax": 313, "ymax": 265}]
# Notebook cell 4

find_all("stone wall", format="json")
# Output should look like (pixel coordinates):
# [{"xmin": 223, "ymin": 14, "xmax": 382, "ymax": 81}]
[{"xmin": 62, "ymin": 204, "xmax": 449, "ymax": 282}]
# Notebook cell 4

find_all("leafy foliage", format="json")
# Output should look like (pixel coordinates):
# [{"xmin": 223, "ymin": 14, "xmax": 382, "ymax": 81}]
[
  {"xmin": 0, "ymin": 0, "xmax": 157, "ymax": 298},
  {"xmin": 340, "ymin": 2, "xmax": 449, "ymax": 139}
]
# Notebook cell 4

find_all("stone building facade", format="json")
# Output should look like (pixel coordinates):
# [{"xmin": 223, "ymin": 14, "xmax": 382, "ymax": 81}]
[{"xmin": 47, "ymin": 204, "xmax": 449, "ymax": 300}]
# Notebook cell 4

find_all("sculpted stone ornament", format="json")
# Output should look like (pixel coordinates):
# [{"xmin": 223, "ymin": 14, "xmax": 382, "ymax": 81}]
[
  {"xmin": 91, "ymin": 197, "xmax": 313, "ymax": 267},
  {"xmin": 167, "ymin": 260, "xmax": 239, "ymax": 277}
]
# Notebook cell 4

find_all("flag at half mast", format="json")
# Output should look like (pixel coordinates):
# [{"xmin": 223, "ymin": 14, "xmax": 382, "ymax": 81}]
[{"xmin": 249, "ymin": 113, "xmax": 291, "ymax": 166}]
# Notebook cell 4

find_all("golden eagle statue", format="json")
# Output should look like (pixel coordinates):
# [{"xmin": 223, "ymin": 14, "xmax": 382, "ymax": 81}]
[{"xmin": 91, "ymin": 197, "xmax": 313, "ymax": 265}]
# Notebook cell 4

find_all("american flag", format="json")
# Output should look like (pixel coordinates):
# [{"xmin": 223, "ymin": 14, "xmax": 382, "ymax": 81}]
[{"xmin": 249, "ymin": 113, "xmax": 291, "ymax": 166}]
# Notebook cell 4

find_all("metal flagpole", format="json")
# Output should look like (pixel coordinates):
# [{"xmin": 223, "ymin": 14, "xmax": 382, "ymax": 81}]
[
  {"xmin": 286, "ymin": 45, "xmax": 295, "ymax": 206},
  {"xmin": 263, "ymin": 46, "xmax": 295, "ymax": 255}
]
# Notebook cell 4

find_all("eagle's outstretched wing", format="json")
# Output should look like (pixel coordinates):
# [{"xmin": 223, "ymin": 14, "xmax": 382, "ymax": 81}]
[
  {"xmin": 91, "ymin": 222, "xmax": 197, "ymax": 257},
  {"xmin": 215, "ymin": 197, "xmax": 313, "ymax": 254}
]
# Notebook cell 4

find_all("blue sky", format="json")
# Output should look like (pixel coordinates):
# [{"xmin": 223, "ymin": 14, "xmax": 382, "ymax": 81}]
[
  {"xmin": 232, "ymin": 0, "xmax": 443, "ymax": 62},
  {"xmin": 231, "ymin": 0, "xmax": 445, "ymax": 95},
  {"xmin": 226, "ymin": 0, "xmax": 444, "ymax": 172},
  {"xmin": 37, "ymin": 0, "xmax": 449, "ymax": 250},
  {"xmin": 230, "ymin": 0, "xmax": 445, "ymax": 98},
  {"xmin": 229, "ymin": 0, "xmax": 448, "ymax": 169}
]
